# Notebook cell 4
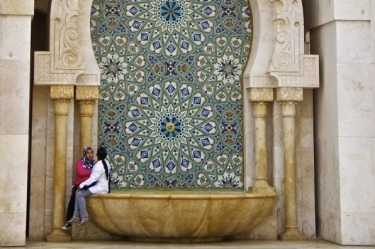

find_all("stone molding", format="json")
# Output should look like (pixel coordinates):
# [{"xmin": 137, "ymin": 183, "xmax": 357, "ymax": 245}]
[
  {"xmin": 0, "ymin": 0, "xmax": 33, "ymax": 15},
  {"xmin": 76, "ymin": 0, "xmax": 101, "ymax": 86},
  {"xmin": 76, "ymin": 86, "xmax": 99, "ymax": 101},
  {"xmin": 250, "ymin": 58, "xmax": 319, "ymax": 89},
  {"xmin": 76, "ymin": 74, "xmax": 100, "ymax": 86},
  {"xmin": 246, "ymin": 74, "xmax": 278, "ymax": 88},
  {"xmin": 248, "ymin": 88, "xmax": 274, "ymax": 102},
  {"xmin": 50, "ymin": 85, "xmax": 74, "ymax": 100}
]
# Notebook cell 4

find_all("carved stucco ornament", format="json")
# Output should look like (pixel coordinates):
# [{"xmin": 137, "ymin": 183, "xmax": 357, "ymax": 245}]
[
  {"xmin": 248, "ymin": 88, "xmax": 274, "ymax": 102},
  {"xmin": 50, "ymin": 85, "xmax": 74, "ymax": 100},
  {"xmin": 249, "ymin": 0, "xmax": 319, "ymax": 89},
  {"xmin": 34, "ymin": 0, "xmax": 100, "ymax": 86},
  {"xmin": 276, "ymin": 87, "xmax": 303, "ymax": 101},
  {"xmin": 76, "ymin": 86, "xmax": 99, "ymax": 101}
]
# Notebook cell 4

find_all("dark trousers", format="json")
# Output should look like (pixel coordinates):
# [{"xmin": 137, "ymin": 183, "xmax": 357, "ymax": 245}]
[{"xmin": 65, "ymin": 184, "xmax": 78, "ymax": 222}]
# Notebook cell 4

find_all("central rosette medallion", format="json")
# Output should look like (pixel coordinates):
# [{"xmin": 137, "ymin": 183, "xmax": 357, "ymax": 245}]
[{"xmin": 150, "ymin": 106, "xmax": 192, "ymax": 149}]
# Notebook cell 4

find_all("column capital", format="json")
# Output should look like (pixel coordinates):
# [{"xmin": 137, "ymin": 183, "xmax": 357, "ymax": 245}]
[
  {"xmin": 248, "ymin": 88, "xmax": 274, "ymax": 102},
  {"xmin": 79, "ymin": 100, "xmax": 96, "ymax": 117},
  {"xmin": 50, "ymin": 85, "xmax": 74, "ymax": 100},
  {"xmin": 76, "ymin": 86, "xmax": 99, "ymax": 101},
  {"xmin": 280, "ymin": 101, "xmax": 297, "ymax": 117},
  {"xmin": 253, "ymin": 102, "xmax": 268, "ymax": 118},
  {"xmin": 276, "ymin": 87, "xmax": 303, "ymax": 102}
]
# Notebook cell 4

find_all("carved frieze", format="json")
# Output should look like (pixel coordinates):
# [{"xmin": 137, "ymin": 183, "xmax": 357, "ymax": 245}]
[
  {"xmin": 248, "ymin": 88, "xmax": 274, "ymax": 102},
  {"xmin": 76, "ymin": 86, "xmax": 99, "ymax": 100},
  {"xmin": 276, "ymin": 87, "xmax": 303, "ymax": 102},
  {"xmin": 247, "ymin": 75, "xmax": 278, "ymax": 88},
  {"xmin": 50, "ymin": 85, "xmax": 74, "ymax": 99}
]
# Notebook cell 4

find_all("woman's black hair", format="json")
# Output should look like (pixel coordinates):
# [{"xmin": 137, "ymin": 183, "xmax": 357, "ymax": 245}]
[
  {"xmin": 97, "ymin": 147, "xmax": 107, "ymax": 161},
  {"xmin": 97, "ymin": 147, "xmax": 109, "ymax": 182}
]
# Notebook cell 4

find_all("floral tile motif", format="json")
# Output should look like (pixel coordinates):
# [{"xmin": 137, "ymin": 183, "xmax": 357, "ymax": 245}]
[{"xmin": 91, "ymin": 0, "xmax": 253, "ymax": 190}]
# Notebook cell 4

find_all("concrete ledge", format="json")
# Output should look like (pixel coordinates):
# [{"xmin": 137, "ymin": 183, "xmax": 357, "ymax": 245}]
[{"xmin": 0, "ymin": 0, "xmax": 34, "ymax": 15}]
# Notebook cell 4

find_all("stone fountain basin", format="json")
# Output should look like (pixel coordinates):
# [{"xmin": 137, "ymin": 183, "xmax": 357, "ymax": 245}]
[{"xmin": 86, "ymin": 191, "xmax": 276, "ymax": 239}]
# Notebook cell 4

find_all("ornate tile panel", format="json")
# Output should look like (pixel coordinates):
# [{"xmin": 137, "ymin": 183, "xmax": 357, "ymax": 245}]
[{"xmin": 91, "ymin": 0, "xmax": 253, "ymax": 190}]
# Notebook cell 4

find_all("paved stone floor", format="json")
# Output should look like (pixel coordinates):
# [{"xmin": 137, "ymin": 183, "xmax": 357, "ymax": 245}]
[{"xmin": 12, "ymin": 240, "xmax": 375, "ymax": 249}]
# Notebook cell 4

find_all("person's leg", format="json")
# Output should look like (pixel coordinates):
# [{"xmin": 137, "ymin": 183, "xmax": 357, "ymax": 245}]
[
  {"xmin": 62, "ymin": 185, "xmax": 78, "ymax": 229},
  {"xmin": 69, "ymin": 189, "xmax": 81, "ymax": 222},
  {"xmin": 66, "ymin": 185, "xmax": 77, "ymax": 221},
  {"xmin": 76, "ymin": 189, "xmax": 92, "ymax": 221}
]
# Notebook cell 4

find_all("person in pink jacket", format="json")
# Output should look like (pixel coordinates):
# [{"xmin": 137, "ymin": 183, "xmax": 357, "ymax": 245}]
[
  {"xmin": 68, "ymin": 147, "xmax": 110, "ymax": 226},
  {"xmin": 62, "ymin": 147, "xmax": 95, "ymax": 230}
]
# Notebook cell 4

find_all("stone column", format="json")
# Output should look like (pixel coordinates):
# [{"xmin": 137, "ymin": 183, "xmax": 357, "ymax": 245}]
[
  {"xmin": 47, "ymin": 85, "xmax": 74, "ymax": 242},
  {"xmin": 248, "ymin": 88, "xmax": 275, "ymax": 193},
  {"xmin": 277, "ymin": 87, "xmax": 304, "ymax": 241},
  {"xmin": 76, "ymin": 86, "xmax": 99, "ymax": 152}
]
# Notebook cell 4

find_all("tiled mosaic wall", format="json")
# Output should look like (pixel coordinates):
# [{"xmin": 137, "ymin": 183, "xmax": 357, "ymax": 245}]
[{"xmin": 91, "ymin": 0, "xmax": 253, "ymax": 190}]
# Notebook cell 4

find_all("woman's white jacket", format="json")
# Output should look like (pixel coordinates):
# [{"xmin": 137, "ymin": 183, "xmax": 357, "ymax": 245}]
[{"xmin": 79, "ymin": 159, "xmax": 109, "ymax": 194}]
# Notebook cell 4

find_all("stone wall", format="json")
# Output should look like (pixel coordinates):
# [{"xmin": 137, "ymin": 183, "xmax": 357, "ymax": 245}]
[
  {"xmin": 304, "ymin": 0, "xmax": 375, "ymax": 245},
  {"xmin": 0, "ymin": 0, "xmax": 34, "ymax": 246}
]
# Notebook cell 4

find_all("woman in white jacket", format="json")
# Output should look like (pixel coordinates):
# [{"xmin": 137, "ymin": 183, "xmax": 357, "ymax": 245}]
[{"xmin": 68, "ymin": 147, "xmax": 110, "ymax": 226}]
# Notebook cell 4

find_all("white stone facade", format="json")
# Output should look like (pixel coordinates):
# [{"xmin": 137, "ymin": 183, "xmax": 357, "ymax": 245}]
[
  {"xmin": 304, "ymin": 0, "xmax": 375, "ymax": 245},
  {"xmin": 0, "ymin": 0, "xmax": 374, "ymax": 246},
  {"xmin": 0, "ymin": 0, "xmax": 33, "ymax": 246}
]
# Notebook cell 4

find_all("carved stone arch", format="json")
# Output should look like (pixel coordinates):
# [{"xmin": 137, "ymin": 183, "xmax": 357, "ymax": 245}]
[
  {"xmin": 245, "ymin": 0, "xmax": 319, "ymax": 88},
  {"xmin": 35, "ymin": 0, "xmax": 318, "ymax": 88},
  {"xmin": 34, "ymin": 0, "xmax": 100, "ymax": 86},
  {"xmin": 34, "ymin": 0, "xmax": 318, "ymax": 242}
]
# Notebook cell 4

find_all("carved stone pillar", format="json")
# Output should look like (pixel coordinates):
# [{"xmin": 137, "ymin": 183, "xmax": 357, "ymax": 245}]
[
  {"xmin": 76, "ymin": 86, "xmax": 99, "ymax": 152},
  {"xmin": 248, "ymin": 88, "xmax": 275, "ymax": 193},
  {"xmin": 47, "ymin": 85, "xmax": 74, "ymax": 242},
  {"xmin": 277, "ymin": 87, "xmax": 304, "ymax": 241}
]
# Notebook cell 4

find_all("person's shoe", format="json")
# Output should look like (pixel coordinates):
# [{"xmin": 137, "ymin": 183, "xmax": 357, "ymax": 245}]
[
  {"xmin": 61, "ymin": 223, "xmax": 71, "ymax": 230},
  {"xmin": 78, "ymin": 217, "xmax": 89, "ymax": 226},
  {"xmin": 67, "ymin": 216, "xmax": 80, "ymax": 223}
]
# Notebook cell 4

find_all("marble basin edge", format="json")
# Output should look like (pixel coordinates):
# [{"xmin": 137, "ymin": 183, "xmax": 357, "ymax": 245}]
[{"xmin": 86, "ymin": 191, "xmax": 276, "ymax": 239}]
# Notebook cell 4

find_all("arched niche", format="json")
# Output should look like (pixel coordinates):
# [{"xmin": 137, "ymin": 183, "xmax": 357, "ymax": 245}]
[{"xmin": 32, "ymin": 0, "xmax": 318, "ymax": 242}]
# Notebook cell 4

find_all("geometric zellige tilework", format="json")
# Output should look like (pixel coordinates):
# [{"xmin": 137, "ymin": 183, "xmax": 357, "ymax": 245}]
[{"xmin": 91, "ymin": 0, "xmax": 253, "ymax": 190}]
